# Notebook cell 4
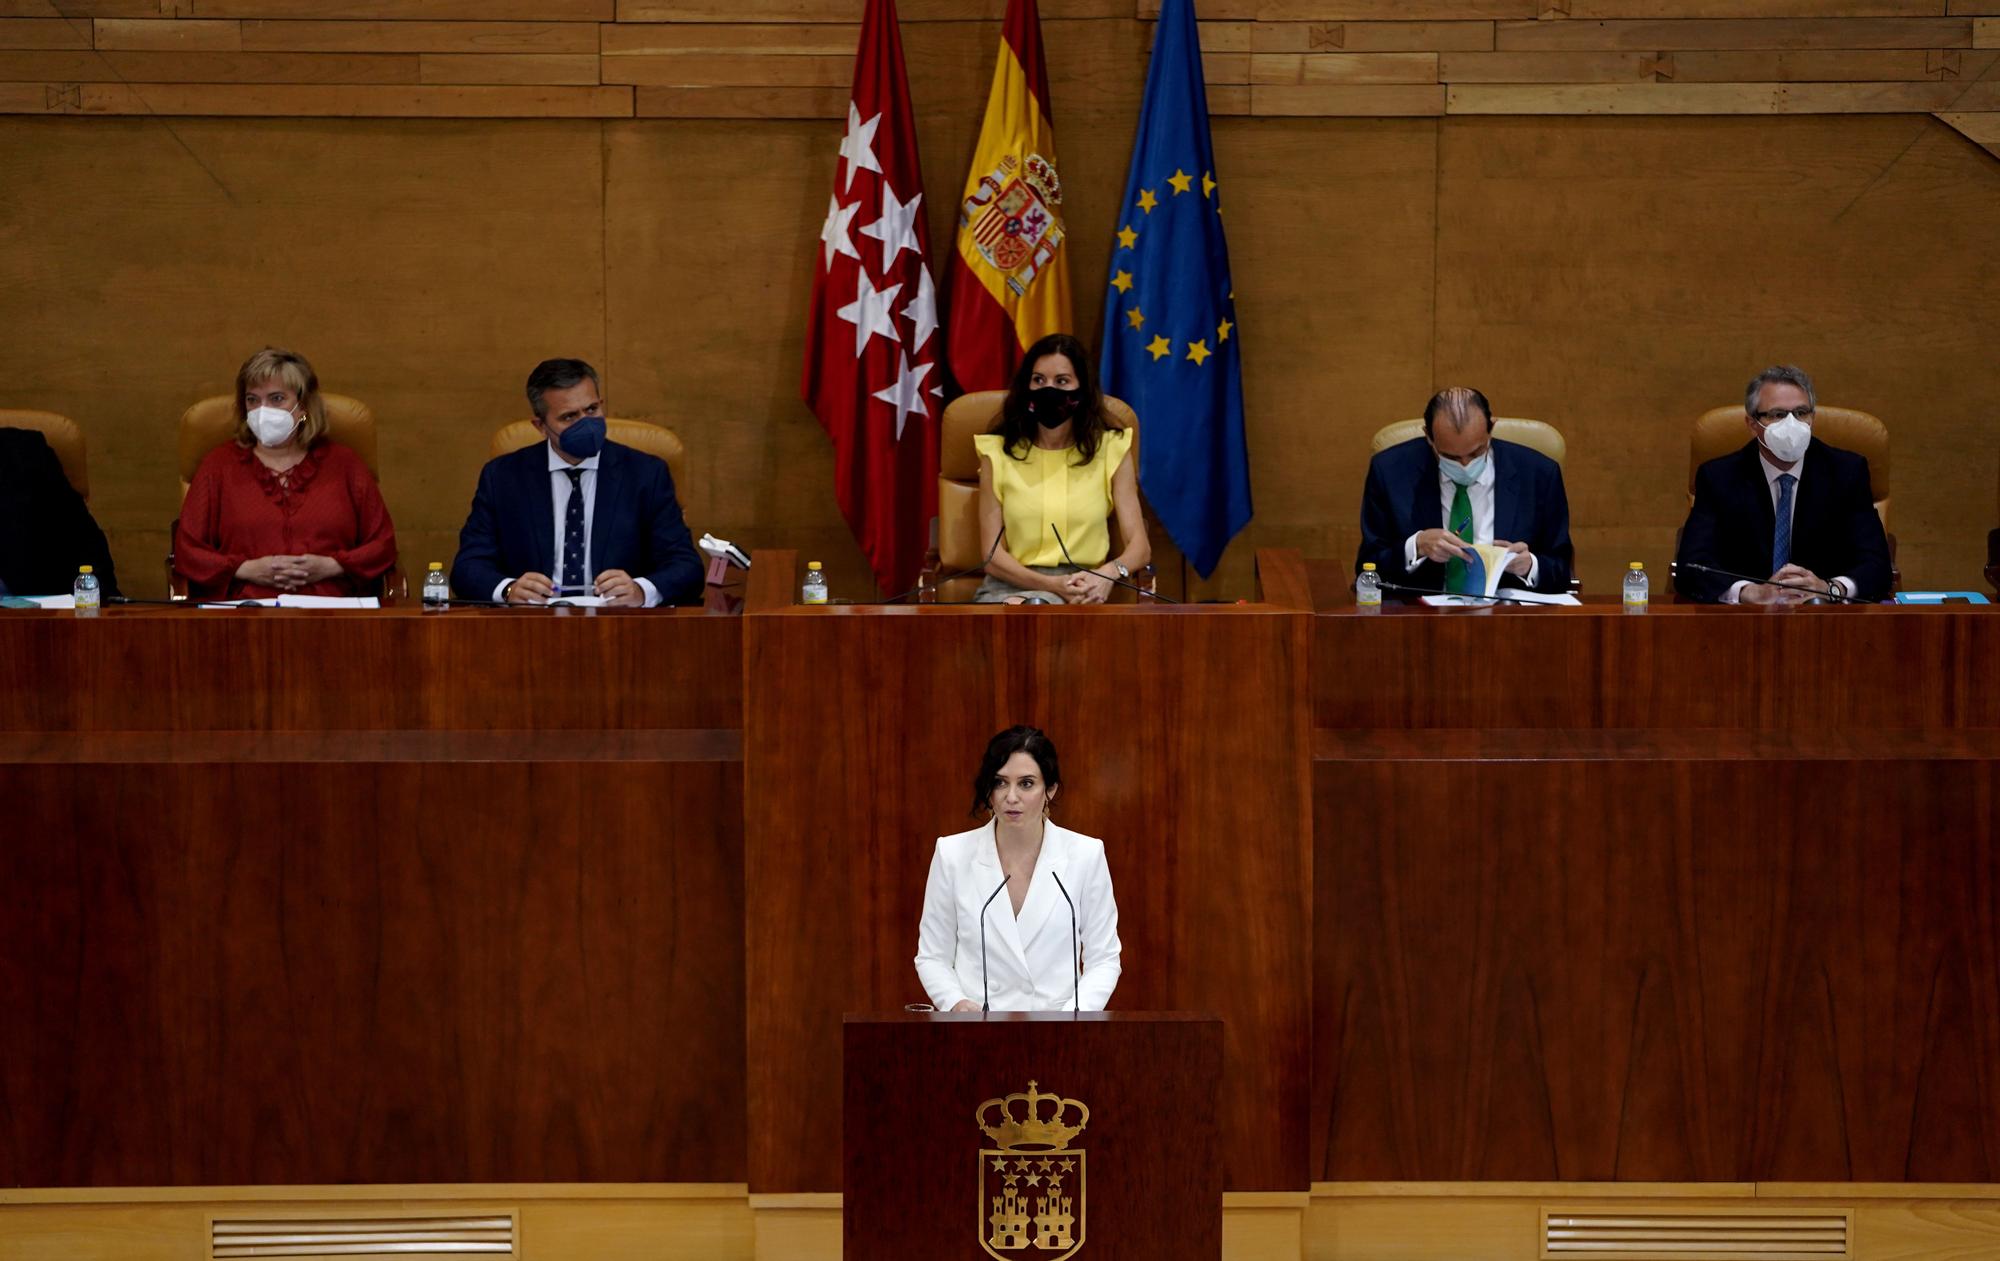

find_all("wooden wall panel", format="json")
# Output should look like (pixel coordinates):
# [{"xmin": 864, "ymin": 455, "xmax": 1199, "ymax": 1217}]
[
  {"xmin": 2, "ymin": 4, "xmax": 1999, "ymax": 599},
  {"xmin": 742, "ymin": 591, "xmax": 1313, "ymax": 1193},
  {"xmin": 1430, "ymin": 114, "xmax": 2000, "ymax": 593},
  {"xmin": 0, "ymin": 759, "xmax": 746, "ymax": 1186},
  {"xmin": 1312, "ymin": 752, "xmax": 2000, "ymax": 1181}
]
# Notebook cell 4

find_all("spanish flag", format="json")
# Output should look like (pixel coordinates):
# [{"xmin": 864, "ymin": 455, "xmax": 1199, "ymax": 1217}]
[{"xmin": 945, "ymin": 0, "xmax": 1070, "ymax": 392}]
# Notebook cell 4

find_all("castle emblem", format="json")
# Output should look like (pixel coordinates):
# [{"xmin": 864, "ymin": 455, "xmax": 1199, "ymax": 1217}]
[{"xmin": 977, "ymin": 1080, "xmax": 1087, "ymax": 1258}]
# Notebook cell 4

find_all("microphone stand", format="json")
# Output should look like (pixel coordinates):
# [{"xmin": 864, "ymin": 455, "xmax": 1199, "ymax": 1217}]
[
  {"xmin": 1679, "ymin": 561, "xmax": 1858, "ymax": 603},
  {"xmin": 880, "ymin": 529, "xmax": 1006, "ymax": 604},
  {"xmin": 1048, "ymin": 524, "xmax": 1178, "ymax": 604},
  {"xmin": 1050, "ymin": 870, "xmax": 1080, "ymax": 1017},
  {"xmin": 978, "ymin": 874, "xmax": 1010, "ymax": 1013}
]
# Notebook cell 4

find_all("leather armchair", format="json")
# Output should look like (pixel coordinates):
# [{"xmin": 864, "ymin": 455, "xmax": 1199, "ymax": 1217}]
[
  {"xmin": 169, "ymin": 393, "xmax": 403, "ymax": 600},
  {"xmin": 0, "ymin": 408, "xmax": 89, "ymax": 499},
  {"xmin": 924, "ymin": 391, "xmax": 1151, "ymax": 602}
]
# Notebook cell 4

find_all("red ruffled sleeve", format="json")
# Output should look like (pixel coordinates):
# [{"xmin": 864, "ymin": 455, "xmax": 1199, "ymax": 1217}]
[
  {"xmin": 327, "ymin": 447, "xmax": 397, "ymax": 581},
  {"xmin": 172, "ymin": 446, "xmax": 247, "ymax": 589}
]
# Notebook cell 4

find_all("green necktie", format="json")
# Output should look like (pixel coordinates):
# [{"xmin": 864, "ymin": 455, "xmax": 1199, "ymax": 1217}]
[{"xmin": 1444, "ymin": 483, "xmax": 1473, "ymax": 594}]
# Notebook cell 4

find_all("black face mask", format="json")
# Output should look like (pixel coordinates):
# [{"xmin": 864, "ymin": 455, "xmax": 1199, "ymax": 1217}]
[{"xmin": 1027, "ymin": 386, "xmax": 1082, "ymax": 428}]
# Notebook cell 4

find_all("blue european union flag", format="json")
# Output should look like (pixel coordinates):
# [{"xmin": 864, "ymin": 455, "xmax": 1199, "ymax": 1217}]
[{"xmin": 1098, "ymin": 0, "xmax": 1250, "ymax": 579}]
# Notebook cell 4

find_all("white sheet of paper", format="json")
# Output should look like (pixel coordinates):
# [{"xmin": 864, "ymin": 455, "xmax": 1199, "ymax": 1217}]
[
  {"xmin": 275, "ymin": 595, "xmax": 381, "ymax": 609},
  {"xmin": 546, "ymin": 594, "xmax": 610, "ymax": 608},
  {"xmin": 1422, "ymin": 591, "xmax": 1580, "ymax": 607},
  {"xmin": 23, "ymin": 595, "xmax": 76, "ymax": 609}
]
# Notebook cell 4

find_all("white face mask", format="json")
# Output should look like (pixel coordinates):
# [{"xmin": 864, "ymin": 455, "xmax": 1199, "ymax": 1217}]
[
  {"xmin": 246, "ymin": 405, "xmax": 299, "ymax": 448},
  {"xmin": 1760, "ymin": 413, "xmax": 1811, "ymax": 464},
  {"xmin": 1438, "ymin": 451, "xmax": 1489, "ymax": 487}
]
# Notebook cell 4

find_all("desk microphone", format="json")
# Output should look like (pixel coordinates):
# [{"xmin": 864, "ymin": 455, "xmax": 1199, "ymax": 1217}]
[
  {"xmin": 978, "ymin": 874, "xmax": 1010, "ymax": 1012},
  {"xmin": 109, "ymin": 596, "xmax": 216, "ymax": 608},
  {"xmin": 881, "ymin": 528, "xmax": 1006, "ymax": 604},
  {"xmin": 1050, "ymin": 870, "xmax": 1080, "ymax": 1016},
  {"xmin": 1048, "ymin": 523, "xmax": 1179, "ymax": 604},
  {"xmin": 1372, "ymin": 578, "xmax": 1550, "ymax": 606},
  {"xmin": 1679, "ymin": 561, "xmax": 1857, "ymax": 603}
]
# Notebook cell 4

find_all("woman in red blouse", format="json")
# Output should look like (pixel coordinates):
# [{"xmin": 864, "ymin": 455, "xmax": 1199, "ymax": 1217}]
[{"xmin": 173, "ymin": 347, "xmax": 397, "ymax": 600}]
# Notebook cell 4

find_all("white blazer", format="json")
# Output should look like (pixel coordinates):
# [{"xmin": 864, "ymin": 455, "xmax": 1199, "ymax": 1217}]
[{"xmin": 915, "ymin": 820, "xmax": 1121, "ymax": 1012}]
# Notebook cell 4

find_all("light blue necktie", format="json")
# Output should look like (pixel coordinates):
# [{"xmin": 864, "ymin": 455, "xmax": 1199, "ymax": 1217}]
[{"xmin": 1771, "ymin": 473, "xmax": 1795, "ymax": 573}]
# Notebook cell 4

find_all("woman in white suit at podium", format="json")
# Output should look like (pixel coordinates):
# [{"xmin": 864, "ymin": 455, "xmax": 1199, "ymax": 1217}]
[{"xmin": 915, "ymin": 726, "xmax": 1122, "ymax": 1012}]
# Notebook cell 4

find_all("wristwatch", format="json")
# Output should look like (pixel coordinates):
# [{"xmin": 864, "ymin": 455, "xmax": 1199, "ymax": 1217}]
[{"xmin": 1113, "ymin": 563, "xmax": 1130, "ymax": 580}]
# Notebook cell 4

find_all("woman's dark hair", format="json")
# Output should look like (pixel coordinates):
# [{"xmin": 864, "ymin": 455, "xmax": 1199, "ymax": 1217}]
[
  {"xmin": 969, "ymin": 725, "xmax": 1062, "ymax": 818},
  {"xmin": 994, "ymin": 332, "xmax": 1108, "ymax": 467}
]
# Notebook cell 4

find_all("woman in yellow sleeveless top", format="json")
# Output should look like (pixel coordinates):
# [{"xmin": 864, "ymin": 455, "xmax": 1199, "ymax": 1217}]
[{"xmin": 974, "ymin": 334, "xmax": 1151, "ymax": 604}]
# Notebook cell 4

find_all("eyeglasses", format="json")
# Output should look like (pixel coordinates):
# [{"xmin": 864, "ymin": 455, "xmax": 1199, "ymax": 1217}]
[{"xmin": 1751, "ymin": 407, "xmax": 1814, "ymax": 423}]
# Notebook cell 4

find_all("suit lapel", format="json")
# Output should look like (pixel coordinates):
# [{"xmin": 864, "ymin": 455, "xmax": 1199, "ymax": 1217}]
[
  {"xmin": 591, "ymin": 442, "xmax": 622, "ymax": 543},
  {"xmin": 1411, "ymin": 450, "xmax": 1443, "ymax": 532},
  {"xmin": 1492, "ymin": 441, "xmax": 1526, "ymax": 544},
  {"xmin": 526, "ymin": 445, "xmax": 556, "ymax": 576},
  {"xmin": 1013, "ymin": 824, "xmax": 1070, "ymax": 956},
  {"xmin": 1790, "ymin": 439, "xmax": 1829, "ymax": 545},
  {"xmin": 972, "ymin": 823, "xmax": 1031, "ymax": 977}
]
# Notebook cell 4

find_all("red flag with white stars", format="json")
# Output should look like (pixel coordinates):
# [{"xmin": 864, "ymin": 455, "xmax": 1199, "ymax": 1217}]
[{"xmin": 801, "ymin": 0, "xmax": 940, "ymax": 597}]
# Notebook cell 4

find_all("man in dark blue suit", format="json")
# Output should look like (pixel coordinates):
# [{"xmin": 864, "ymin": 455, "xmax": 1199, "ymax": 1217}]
[
  {"xmin": 452, "ymin": 359, "xmax": 702, "ymax": 606},
  {"xmin": 1675, "ymin": 365, "xmax": 1890, "ymax": 604},
  {"xmin": 1356, "ymin": 387, "xmax": 1574, "ymax": 595}
]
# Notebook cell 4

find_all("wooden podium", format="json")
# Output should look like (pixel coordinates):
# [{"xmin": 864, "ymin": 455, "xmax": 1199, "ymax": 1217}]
[{"xmin": 843, "ymin": 1011, "xmax": 1223, "ymax": 1260}]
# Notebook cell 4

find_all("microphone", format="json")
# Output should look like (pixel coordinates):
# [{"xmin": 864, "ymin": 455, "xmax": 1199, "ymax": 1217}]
[
  {"xmin": 1050, "ymin": 870, "xmax": 1080, "ymax": 1016},
  {"xmin": 1372, "ymin": 578, "xmax": 1551, "ymax": 606},
  {"xmin": 1680, "ymin": 561, "xmax": 1858, "ymax": 603},
  {"xmin": 881, "ymin": 527, "xmax": 1006, "ymax": 604},
  {"xmin": 978, "ymin": 873, "xmax": 1010, "ymax": 1013},
  {"xmin": 1048, "ymin": 523, "xmax": 1178, "ymax": 604}
]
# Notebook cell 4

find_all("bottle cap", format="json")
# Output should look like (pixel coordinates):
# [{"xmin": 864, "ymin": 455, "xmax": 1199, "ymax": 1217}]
[
  {"xmin": 428, "ymin": 561, "xmax": 443, "ymax": 570},
  {"xmin": 807, "ymin": 561, "xmax": 823, "ymax": 571},
  {"xmin": 79, "ymin": 565, "xmax": 93, "ymax": 574},
  {"xmin": 1361, "ymin": 563, "xmax": 1376, "ymax": 572},
  {"xmin": 1629, "ymin": 561, "xmax": 1644, "ymax": 570}
]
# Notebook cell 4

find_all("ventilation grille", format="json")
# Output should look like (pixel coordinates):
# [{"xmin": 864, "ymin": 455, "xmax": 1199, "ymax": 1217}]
[
  {"xmin": 1544, "ymin": 1210, "xmax": 1849, "ymax": 1258},
  {"xmin": 212, "ymin": 1215, "xmax": 514, "ymax": 1257}
]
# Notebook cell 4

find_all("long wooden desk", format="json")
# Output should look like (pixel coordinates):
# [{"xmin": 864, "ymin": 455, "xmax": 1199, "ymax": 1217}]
[
  {"xmin": 1305, "ymin": 559, "xmax": 2000, "ymax": 1183},
  {"xmin": 0, "ymin": 604, "xmax": 747, "ymax": 1187},
  {"xmin": 4, "ymin": 561, "xmax": 1997, "ymax": 1203}
]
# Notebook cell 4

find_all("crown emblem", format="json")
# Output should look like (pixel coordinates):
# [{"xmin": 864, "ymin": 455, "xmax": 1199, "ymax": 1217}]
[
  {"xmin": 1021, "ymin": 154, "xmax": 1063, "ymax": 209},
  {"xmin": 976, "ymin": 1080, "xmax": 1089, "ymax": 1151}
]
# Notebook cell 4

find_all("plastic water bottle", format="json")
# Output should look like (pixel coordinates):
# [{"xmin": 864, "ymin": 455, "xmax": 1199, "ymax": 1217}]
[
  {"xmin": 1623, "ymin": 561, "xmax": 1649, "ymax": 611},
  {"xmin": 801, "ymin": 561, "xmax": 828, "ymax": 605},
  {"xmin": 72, "ymin": 564, "xmax": 100, "ymax": 612},
  {"xmin": 422, "ymin": 561, "xmax": 448, "ymax": 608},
  {"xmin": 1355, "ymin": 562, "xmax": 1382, "ymax": 608}
]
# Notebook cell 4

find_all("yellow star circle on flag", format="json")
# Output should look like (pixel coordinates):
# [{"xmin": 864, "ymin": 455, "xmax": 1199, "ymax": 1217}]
[
  {"xmin": 1186, "ymin": 339, "xmax": 1211, "ymax": 366},
  {"xmin": 1111, "ymin": 270, "xmax": 1133, "ymax": 293},
  {"xmin": 1116, "ymin": 225, "xmax": 1139, "ymax": 249},
  {"xmin": 1137, "ymin": 189, "xmax": 1158, "ymax": 213},
  {"xmin": 1146, "ymin": 335, "xmax": 1172, "ymax": 361},
  {"xmin": 1126, "ymin": 307, "xmax": 1145, "ymax": 330},
  {"xmin": 1167, "ymin": 169, "xmax": 1192, "ymax": 195},
  {"xmin": 1217, "ymin": 316, "xmax": 1233, "ymax": 342}
]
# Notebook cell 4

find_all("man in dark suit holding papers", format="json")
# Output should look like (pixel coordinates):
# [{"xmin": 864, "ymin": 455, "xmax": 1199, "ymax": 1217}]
[
  {"xmin": 452, "ymin": 359, "xmax": 702, "ymax": 606},
  {"xmin": 1356, "ymin": 387, "xmax": 1574, "ymax": 596},
  {"xmin": 1675, "ymin": 365, "xmax": 1890, "ymax": 604}
]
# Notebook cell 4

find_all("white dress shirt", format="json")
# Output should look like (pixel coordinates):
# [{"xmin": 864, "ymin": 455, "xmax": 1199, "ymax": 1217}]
[
  {"xmin": 1402, "ymin": 454, "xmax": 1539, "ymax": 588},
  {"xmin": 1721, "ymin": 447, "xmax": 1855, "ymax": 603},
  {"xmin": 915, "ymin": 820, "xmax": 1121, "ymax": 1013},
  {"xmin": 491, "ymin": 441, "xmax": 661, "ymax": 606}
]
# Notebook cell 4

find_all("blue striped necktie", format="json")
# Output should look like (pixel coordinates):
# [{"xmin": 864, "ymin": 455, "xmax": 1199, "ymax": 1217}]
[{"xmin": 1771, "ymin": 472, "xmax": 1795, "ymax": 573}]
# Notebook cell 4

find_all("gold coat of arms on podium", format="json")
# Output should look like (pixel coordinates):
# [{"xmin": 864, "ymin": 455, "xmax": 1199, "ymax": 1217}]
[{"xmin": 976, "ymin": 1080, "xmax": 1088, "ymax": 1258}]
